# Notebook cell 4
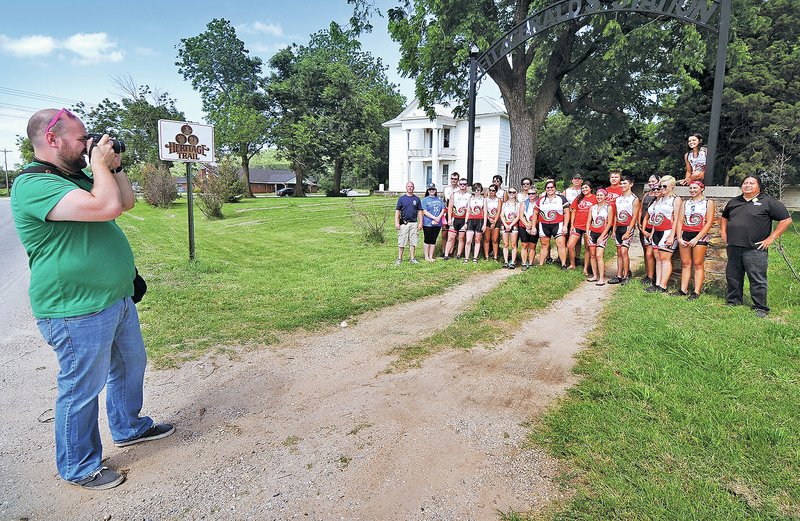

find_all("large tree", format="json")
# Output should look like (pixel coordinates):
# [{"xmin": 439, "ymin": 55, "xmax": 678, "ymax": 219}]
[
  {"xmin": 661, "ymin": 0, "xmax": 799, "ymax": 186},
  {"xmin": 176, "ymin": 19, "xmax": 271, "ymax": 197},
  {"xmin": 74, "ymin": 75, "xmax": 185, "ymax": 168},
  {"xmin": 267, "ymin": 22, "xmax": 404, "ymax": 195},
  {"xmin": 351, "ymin": 0, "xmax": 712, "ymax": 187}
]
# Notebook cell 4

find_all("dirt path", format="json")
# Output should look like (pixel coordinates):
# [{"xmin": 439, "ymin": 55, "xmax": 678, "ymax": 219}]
[{"xmin": 2, "ymin": 260, "xmax": 624, "ymax": 520}]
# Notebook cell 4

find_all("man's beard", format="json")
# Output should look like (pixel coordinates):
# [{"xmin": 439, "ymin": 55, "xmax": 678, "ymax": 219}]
[{"xmin": 57, "ymin": 149, "xmax": 87, "ymax": 173}]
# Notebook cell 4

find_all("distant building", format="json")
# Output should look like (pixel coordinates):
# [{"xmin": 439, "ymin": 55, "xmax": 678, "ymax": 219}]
[
  {"xmin": 176, "ymin": 167, "xmax": 318, "ymax": 194},
  {"xmin": 382, "ymin": 97, "xmax": 511, "ymax": 191}
]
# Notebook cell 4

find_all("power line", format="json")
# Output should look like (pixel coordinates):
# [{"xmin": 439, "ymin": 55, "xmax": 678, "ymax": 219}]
[
  {"xmin": 0, "ymin": 102, "xmax": 41, "ymax": 111},
  {"xmin": 0, "ymin": 86, "xmax": 80, "ymax": 105},
  {"xmin": 0, "ymin": 112, "xmax": 30, "ymax": 120}
]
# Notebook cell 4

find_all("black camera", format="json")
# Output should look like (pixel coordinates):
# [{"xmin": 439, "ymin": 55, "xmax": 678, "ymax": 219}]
[{"xmin": 87, "ymin": 133, "xmax": 126, "ymax": 155}]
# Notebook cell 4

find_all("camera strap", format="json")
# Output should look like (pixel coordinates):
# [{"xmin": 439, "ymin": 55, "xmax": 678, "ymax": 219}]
[{"xmin": 20, "ymin": 158, "xmax": 94, "ymax": 189}]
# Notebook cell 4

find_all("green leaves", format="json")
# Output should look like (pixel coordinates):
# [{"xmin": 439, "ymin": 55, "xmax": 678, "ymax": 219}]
[{"xmin": 267, "ymin": 22, "xmax": 404, "ymax": 192}]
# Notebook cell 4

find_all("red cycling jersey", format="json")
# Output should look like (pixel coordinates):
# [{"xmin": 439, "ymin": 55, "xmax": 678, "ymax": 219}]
[{"xmin": 571, "ymin": 194, "xmax": 596, "ymax": 230}]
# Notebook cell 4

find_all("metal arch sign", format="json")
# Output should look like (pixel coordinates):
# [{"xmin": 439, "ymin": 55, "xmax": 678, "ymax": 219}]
[{"xmin": 476, "ymin": 0, "xmax": 724, "ymax": 78}]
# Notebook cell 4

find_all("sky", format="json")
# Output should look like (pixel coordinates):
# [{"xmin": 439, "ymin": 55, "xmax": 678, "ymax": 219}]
[{"xmin": 0, "ymin": 0, "xmax": 497, "ymax": 169}]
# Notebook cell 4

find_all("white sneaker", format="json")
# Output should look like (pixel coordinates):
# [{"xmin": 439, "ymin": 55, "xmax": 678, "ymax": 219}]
[
  {"xmin": 410, "ymin": 258, "xmax": 419, "ymax": 264},
  {"xmin": 395, "ymin": 259, "xmax": 402, "ymax": 266}
]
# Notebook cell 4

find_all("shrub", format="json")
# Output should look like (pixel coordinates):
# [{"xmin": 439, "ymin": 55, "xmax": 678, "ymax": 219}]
[
  {"xmin": 195, "ymin": 159, "xmax": 243, "ymax": 219},
  {"xmin": 217, "ymin": 159, "xmax": 246, "ymax": 203},
  {"xmin": 141, "ymin": 163, "xmax": 178, "ymax": 208},
  {"xmin": 348, "ymin": 199, "xmax": 388, "ymax": 244}
]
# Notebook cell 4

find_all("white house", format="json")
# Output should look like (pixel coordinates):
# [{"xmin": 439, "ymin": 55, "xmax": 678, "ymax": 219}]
[{"xmin": 382, "ymin": 97, "xmax": 511, "ymax": 192}]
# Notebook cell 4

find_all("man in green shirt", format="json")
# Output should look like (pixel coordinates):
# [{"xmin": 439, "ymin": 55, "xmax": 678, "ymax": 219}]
[{"xmin": 11, "ymin": 108, "xmax": 174, "ymax": 490}]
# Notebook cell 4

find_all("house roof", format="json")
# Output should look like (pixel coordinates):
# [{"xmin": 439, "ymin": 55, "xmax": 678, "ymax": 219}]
[
  {"xmin": 382, "ymin": 96, "xmax": 508, "ymax": 127},
  {"xmin": 246, "ymin": 168, "xmax": 295, "ymax": 184},
  {"xmin": 176, "ymin": 168, "xmax": 316, "ymax": 186}
]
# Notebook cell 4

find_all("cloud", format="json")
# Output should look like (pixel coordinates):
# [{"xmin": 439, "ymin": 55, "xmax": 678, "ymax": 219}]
[
  {"xmin": 237, "ymin": 21, "xmax": 285, "ymax": 37},
  {"xmin": 249, "ymin": 42, "xmax": 290, "ymax": 54},
  {"xmin": 0, "ymin": 34, "xmax": 58, "ymax": 57},
  {"xmin": 63, "ymin": 33, "xmax": 124, "ymax": 64},
  {"xmin": 0, "ymin": 32, "xmax": 123, "ymax": 64}
]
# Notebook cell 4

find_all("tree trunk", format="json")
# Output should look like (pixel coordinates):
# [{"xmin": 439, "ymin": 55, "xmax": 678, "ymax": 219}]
[
  {"xmin": 332, "ymin": 156, "xmax": 344, "ymax": 195},
  {"xmin": 488, "ymin": 24, "xmax": 577, "ymax": 188},
  {"xmin": 240, "ymin": 151, "xmax": 254, "ymax": 198},
  {"xmin": 292, "ymin": 161, "xmax": 306, "ymax": 197},
  {"xmin": 503, "ymin": 90, "xmax": 537, "ymax": 189}
]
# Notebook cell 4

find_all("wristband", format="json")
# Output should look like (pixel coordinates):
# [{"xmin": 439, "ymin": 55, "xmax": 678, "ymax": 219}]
[{"xmin": 112, "ymin": 166, "xmax": 124, "ymax": 174}]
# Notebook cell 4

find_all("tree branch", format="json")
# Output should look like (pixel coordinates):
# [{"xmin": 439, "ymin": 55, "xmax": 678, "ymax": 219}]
[{"xmin": 556, "ymin": 86, "xmax": 625, "ymax": 119}]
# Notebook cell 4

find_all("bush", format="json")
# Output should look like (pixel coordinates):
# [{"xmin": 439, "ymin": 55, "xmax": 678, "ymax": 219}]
[
  {"xmin": 141, "ymin": 163, "xmax": 178, "ymax": 208},
  {"xmin": 348, "ymin": 199, "xmax": 389, "ymax": 244},
  {"xmin": 195, "ymin": 159, "xmax": 243, "ymax": 219},
  {"xmin": 218, "ymin": 160, "xmax": 246, "ymax": 203}
]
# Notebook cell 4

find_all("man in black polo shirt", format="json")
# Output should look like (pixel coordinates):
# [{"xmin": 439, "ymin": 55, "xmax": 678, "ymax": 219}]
[
  {"xmin": 720, "ymin": 175, "xmax": 792, "ymax": 317},
  {"xmin": 395, "ymin": 181, "xmax": 423, "ymax": 265}
]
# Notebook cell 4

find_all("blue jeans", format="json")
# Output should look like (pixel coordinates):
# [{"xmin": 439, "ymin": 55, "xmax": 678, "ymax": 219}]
[
  {"xmin": 726, "ymin": 246, "xmax": 769, "ymax": 312},
  {"xmin": 36, "ymin": 297, "xmax": 152, "ymax": 482}
]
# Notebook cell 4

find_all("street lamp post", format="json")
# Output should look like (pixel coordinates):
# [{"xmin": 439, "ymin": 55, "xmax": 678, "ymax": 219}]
[{"xmin": 467, "ymin": 45, "xmax": 479, "ymax": 186}]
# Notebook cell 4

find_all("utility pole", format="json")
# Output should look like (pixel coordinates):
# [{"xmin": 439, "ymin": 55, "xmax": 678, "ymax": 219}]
[{"xmin": 1, "ymin": 149, "xmax": 10, "ymax": 195}]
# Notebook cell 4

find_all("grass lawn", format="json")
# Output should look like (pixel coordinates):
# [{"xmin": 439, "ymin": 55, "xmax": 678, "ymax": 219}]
[
  {"xmin": 122, "ymin": 195, "xmax": 507, "ymax": 366},
  {"xmin": 531, "ymin": 218, "xmax": 800, "ymax": 519}
]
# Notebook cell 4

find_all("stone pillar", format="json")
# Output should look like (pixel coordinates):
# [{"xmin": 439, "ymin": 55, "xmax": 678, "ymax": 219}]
[{"xmin": 669, "ymin": 186, "xmax": 741, "ymax": 289}]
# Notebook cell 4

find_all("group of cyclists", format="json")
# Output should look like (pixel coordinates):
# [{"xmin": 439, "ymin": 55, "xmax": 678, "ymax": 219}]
[{"xmin": 420, "ymin": 147, "xmax": 715, "ymax": 297}]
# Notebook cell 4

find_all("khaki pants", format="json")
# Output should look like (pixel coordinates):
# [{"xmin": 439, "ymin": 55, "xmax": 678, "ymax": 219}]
[{"xmin": 397, "ymin": 222, "xmax": 419, "ymax": 248}]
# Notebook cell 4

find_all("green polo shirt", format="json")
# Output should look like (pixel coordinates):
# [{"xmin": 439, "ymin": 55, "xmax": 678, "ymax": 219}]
[{"xmin": 10, "ymin": 166, "xmax": 134, "ymax": 318}]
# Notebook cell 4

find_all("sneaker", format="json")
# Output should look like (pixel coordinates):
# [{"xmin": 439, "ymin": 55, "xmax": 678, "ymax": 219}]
[
  {"xmin": 115, "ymin": 423, "xmax": 175, "ymax": 447},
  {"xmin": 688, "ymin": 292, "xmax": 699, "ymax": 301},
  {"xmin": 463, "ymin": 257, "xmax": 469, "ymax": 264},
  {"xmin": 641, "ymin": 277, "xmax": 653, "ymax": 285},
  {"xmin": 657, "ymin": 286, "xmax": 668, "ymax": 293},
  {"xmin": 644, "ymin": 284, "xmax": 658, "ymax": 293},
  {"xmin": 620, "ymin": 277, "xmax": 629, "ymax": 285},
  {"xmin": 455, "ymin": 255, "xmax": 462, "ymax": 260},
  {"xmin": 521, "ymin": 263, "xmax": 529, "ymax": 271},
  {"xmin": 509, "ymin": 264, "xmax": 516, "ymax": 270},
  {"xmin": 395, "ymin": 259, "xmax": 402, "ymax": 266},
  {"xmin": 560, "ymin": 264, "xmax": 569, "ymax": 271},
  {"xmin": 755, "ymin": 308, "xmax": 768, "ymax": 318},
  {"xmin": 672, "ymin": 289, "xmax": 689, "ymax": 297},
  {"xmin": 410, "ymin": 258, "xmax": 419, "ymax": 264},
  {"xmin": 473, "ymin": 258, "xmax": 478, "ymax": 263},
  {"xmin": 608, "ymin": 276, "xmax": 622, "ymax": 284},
  {"xmin": 71, "ymin": 467, "xmax": 125, "ymax": 490},
  {"xmin": 443, "ymin": 256, "xmax": 451, "ymax": 261}
]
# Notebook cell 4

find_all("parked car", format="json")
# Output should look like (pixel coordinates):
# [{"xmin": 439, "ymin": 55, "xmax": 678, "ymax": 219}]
[
  {"xmin": 276, "ymin": 187, "xmax": 295, "ymax": 197},
  {"xmin": 340, "ymin": 188, "xmax": 359, "ymax": 196}
]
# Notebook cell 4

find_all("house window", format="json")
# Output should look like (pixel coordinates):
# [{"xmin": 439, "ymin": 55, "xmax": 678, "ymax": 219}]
[
  {"xmin": 406, "ymin": 131, "xmax": 410, "ymax": 150},
  {"xmin": 425, "ymin": 165, "xmax": 433, "ymax": 186},
  {"xmin": 424, "ymin": 129, "xmax": 433, "ymax": 148},
  {"xmin": 441, "ymin": 164, "xmax": 449, "ymax": 186},
  {"xmin": 443, "ymin": 128, "xmax": 451, "ymax": 148}
]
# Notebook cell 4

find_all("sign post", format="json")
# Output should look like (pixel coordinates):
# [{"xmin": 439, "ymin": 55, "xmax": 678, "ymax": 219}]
[{"xmin": 158, "ymin": 120, "xmax": 215, "ymax": 261}]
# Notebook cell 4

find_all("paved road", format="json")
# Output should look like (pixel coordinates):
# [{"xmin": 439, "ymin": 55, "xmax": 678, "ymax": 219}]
[
  {"xmin": 0, "ymin": 197, "xmax": 59, "ymax": 513},
  {"xmin": 0, "ymin": 197, "xmax": 35, "ymax": 335}
]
